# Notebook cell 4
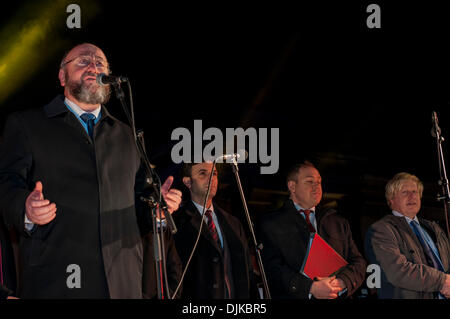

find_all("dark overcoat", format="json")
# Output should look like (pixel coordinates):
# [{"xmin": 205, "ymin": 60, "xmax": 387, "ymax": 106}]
[
  {"xmin": 258, "ymin": 199, "xmax": 367, "ymax": 298},
  {"xmin": 0, "ymin": 95, "xmax": 151, "ymax": 298},
  {"xmin": 172, "ymin": 201, "xmax": 254, "ymax": 299}
]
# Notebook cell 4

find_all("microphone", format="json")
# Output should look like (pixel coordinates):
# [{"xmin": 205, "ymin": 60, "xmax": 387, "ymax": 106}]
[
  {"xmin": 432, "ymin": 111, "xmax": 442, "ymax": 138},
  {"xmin": 215, "ymin": 149, "xmax": 249, "ymax": 162},
  {"xmin": 96, "ymin": 73, "xmax": 128, "ymax": 86}
]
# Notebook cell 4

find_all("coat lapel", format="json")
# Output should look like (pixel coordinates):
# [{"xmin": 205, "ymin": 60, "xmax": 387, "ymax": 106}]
[
  {"xmin": 389, "ymin": 215, "xmax": 430, "ymax": 264},
  {"xmin": 44, "ymin": 95, "xmax": 92, "ymax": 140},
  {"xmin": 185, "ymin": 201, "xmax": 223, "ymax": 253},
  {"xmin": 392, "ymin": 215, "xmax": 422, "ymax": 246},
  {"xmin": 43, "ymin": 95, "xmax": 117, "ymax": 143},
  {"xmin": 284, "ymin": 199, "xmax": 311, "ymax": 242},
  {"xmin": 420, "ymin": 218, "xmax": 449, "ymax": 271},
  {"xmin": 214, "ymin": 204, "xmax": 241, "ymax": 252}
]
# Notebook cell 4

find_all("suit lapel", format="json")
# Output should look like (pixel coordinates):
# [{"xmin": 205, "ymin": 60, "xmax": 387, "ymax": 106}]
[
  {"xmin": 419, "ymin": 218, "xmax": 437, "ymax": 243},
  {"xmin": 44, "ymin": 95, "xmax": 92, "ymax": 140},
  {"xmin": 390, "ymin": 215, "xmax": 427, "ymax": 260},
  {"xmin": 394, "ymin": 216, "xmax": 420, "ymax": 243},
  {"xmin": 279, "ymin": 200, "xmax": 311, "ymax": 268},
  {"xmin": 43, "ymin": 95, "xmax": 116, "ymax": 143},
  {"xmin": 284, "ymin": 200, "xmax": 311, "ymax": 242},
  {"xmin": 186, "ymin": 201, "xmax": 223, "ymax": 253},
  {"xmin": 214, "ymin": 205, "xmax": 240, "ymax": 252},
  {"xmin": 420, "ymin": 219, "xmax": 449, "ymax": 270}
]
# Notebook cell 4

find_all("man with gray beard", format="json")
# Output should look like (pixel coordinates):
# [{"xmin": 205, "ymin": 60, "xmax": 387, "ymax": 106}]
[{"xmin": 0, "ymin": 43, "xmax": 182, "ymax": 298}]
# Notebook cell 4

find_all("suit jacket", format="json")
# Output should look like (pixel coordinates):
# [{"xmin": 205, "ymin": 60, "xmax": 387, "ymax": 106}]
[
  {"xmin": 365, "ymin": 214, "xmax": 450, "ymax": 299},
  {"xmin": 172, "ymin": 200, "xmax": 254, "ymax": 299},
  {"xmin": 0, "ymin": 95, "xmax": 152, "ymax": 298},
  {"xmin": 258, "ymin": 199, "xmax": 367, "ymax": 298}
]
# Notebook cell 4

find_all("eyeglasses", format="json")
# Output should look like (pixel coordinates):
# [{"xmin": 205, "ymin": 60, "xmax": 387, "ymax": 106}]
[{"xmin": 61, "ymin": 55, "xmax": 109, "ymax": 71}]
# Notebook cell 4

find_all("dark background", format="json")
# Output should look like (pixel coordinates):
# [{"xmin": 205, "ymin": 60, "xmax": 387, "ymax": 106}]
[{"xmin": 1, "ymin": 1, "xmax": 450, "ymax": 297}]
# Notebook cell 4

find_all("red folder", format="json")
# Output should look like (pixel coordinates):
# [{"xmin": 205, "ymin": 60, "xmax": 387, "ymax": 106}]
[{"xmin": 300, "ymin": 233, "xmax": 348, "ymax": 279}]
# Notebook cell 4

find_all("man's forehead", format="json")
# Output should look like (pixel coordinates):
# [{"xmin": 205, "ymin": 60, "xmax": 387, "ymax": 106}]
[
  {"xmin": 192, "ymin": 163, "xmax": 215, "ymax": 172},
  {"xmin": 66, "ymin": 44, "xmax": 107, "ymax": 61},
  {"xmin": 298, "ymin": 167, "xmax": 321, "ymax": 178},
  {"xmin": 399, "ymin": 180, "xmax": 418, "ymax": 189}
]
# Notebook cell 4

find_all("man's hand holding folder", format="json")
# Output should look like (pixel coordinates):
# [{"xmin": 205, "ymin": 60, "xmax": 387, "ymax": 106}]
[
  {"xmin": 310, "ymin": 276, "xmax": 343, "ymax": 299},
  {"xmin": 301, "ymin": 233, "xmax": 349, "ymax": 299}
]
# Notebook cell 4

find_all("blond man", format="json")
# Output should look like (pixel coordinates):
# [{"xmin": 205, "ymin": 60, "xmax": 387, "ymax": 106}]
[{"xmin": 365, "ymin": 172, "xmax": 450, "ymax": 299}]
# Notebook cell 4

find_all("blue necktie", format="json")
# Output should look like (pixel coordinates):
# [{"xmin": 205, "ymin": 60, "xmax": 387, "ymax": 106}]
[
  {"xmin": 410, "ymin": 220, "xmax": 444, "ymax": 271},
  {"xmin": 80, "ymin": 113, "xmax": 96, "ymax": 139},
  {"xmin": 410, "ymin": 220, "xmax": 446, "ymax": 299}
]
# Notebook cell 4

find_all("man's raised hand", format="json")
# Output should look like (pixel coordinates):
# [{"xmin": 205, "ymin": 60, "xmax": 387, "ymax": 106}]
[{"xmin": 25, "ymin": 181, "xmax": 57, "ymax": 225}]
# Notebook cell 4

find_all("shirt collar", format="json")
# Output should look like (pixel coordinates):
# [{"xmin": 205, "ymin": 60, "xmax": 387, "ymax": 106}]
[
  {"xmin": 292, "ymin": 201, "xmax": 315, "ymax": 213},
  {"xmin": 65, "ymin": 97, "xmax": 101, "ymax": 118},
  {"xmin": 392, "ymin": 210, "xmax": 419, "ymax": 225},
  {"xmin": 192, "ymin": 200, "xmax": 214, "ymax": 216}
]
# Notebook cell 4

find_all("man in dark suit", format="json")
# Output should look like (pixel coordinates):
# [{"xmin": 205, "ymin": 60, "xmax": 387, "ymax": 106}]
[
  {"xmin": 172, "ymin": 162, "xmax": 255, "ymax": 298},
  {"xmin": 258, "ymin": 161, "xmax": 366, "ymax": 299},
  {"xmin": 365, "ymin": 172, "xmax": 450, "ymax": 299},
  {"xmin": 0, "ymin": 43, "xmax": 182, "ymax": 298}
]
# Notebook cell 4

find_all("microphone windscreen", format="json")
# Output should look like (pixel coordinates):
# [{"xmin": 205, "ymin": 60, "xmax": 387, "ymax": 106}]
[{"xmin": 96, "ymin": 73, "xmax": 107, "ymax": 86}]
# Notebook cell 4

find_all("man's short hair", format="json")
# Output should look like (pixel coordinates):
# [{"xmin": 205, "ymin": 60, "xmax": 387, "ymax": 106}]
[
  {"xmin": 181, "ymin": 162, "xmax": 222, "ymax": 179},
  {"xmin": 181, "ymin": 163, "xmax": 195, "ymax": 178},
  {"xmin": 385, "ymin": 172, "xmax": 424, "ymax": 205},
  {"xmin": 286, "ymin": 160, "xmax": 316, "ymax": 185}
]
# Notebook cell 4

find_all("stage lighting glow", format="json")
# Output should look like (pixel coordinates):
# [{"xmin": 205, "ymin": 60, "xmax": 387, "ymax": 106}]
[{"xmin": 0, "ymin": 0, "xmax": 99, "ymax": 105}]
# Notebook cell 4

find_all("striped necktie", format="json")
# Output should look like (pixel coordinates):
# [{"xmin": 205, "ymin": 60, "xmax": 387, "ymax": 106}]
[{"xmin": 205, "ymin": 209, "xmax": 220, "ymax": 246}]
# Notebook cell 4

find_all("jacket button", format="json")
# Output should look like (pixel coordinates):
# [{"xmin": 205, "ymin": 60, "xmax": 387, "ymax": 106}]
[{"xmin": 212, "ymin": 257, "xmax": 219, "ymax": 263}]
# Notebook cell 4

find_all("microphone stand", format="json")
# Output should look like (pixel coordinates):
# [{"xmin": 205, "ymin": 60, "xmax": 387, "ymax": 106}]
[
  {"xmin": 112, "ymin": 82, "xmax": 177, "ymax": 299},
  {"xmin": 229, "ymin": 157, "xmax": 271, "ymax": 299},
  {"xmin": 432, "ymin": 111, "xmax": 450, "ymax": 238}
]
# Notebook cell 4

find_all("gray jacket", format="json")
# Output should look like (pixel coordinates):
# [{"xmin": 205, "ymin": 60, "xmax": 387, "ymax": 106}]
[{"xmin": 365, "ymin": 214, "xmax": 450, "ymax": 299}]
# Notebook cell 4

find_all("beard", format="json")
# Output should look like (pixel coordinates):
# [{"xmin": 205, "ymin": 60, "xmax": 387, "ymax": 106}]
[{"xmin": 66, "ymin": 71, "xmax": 111, "ymax": 105}]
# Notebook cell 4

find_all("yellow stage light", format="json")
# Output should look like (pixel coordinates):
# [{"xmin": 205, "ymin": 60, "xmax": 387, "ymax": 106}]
[{"xmin": 0, "ymin": 0, "xmax": 99, "ymax": 105}]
